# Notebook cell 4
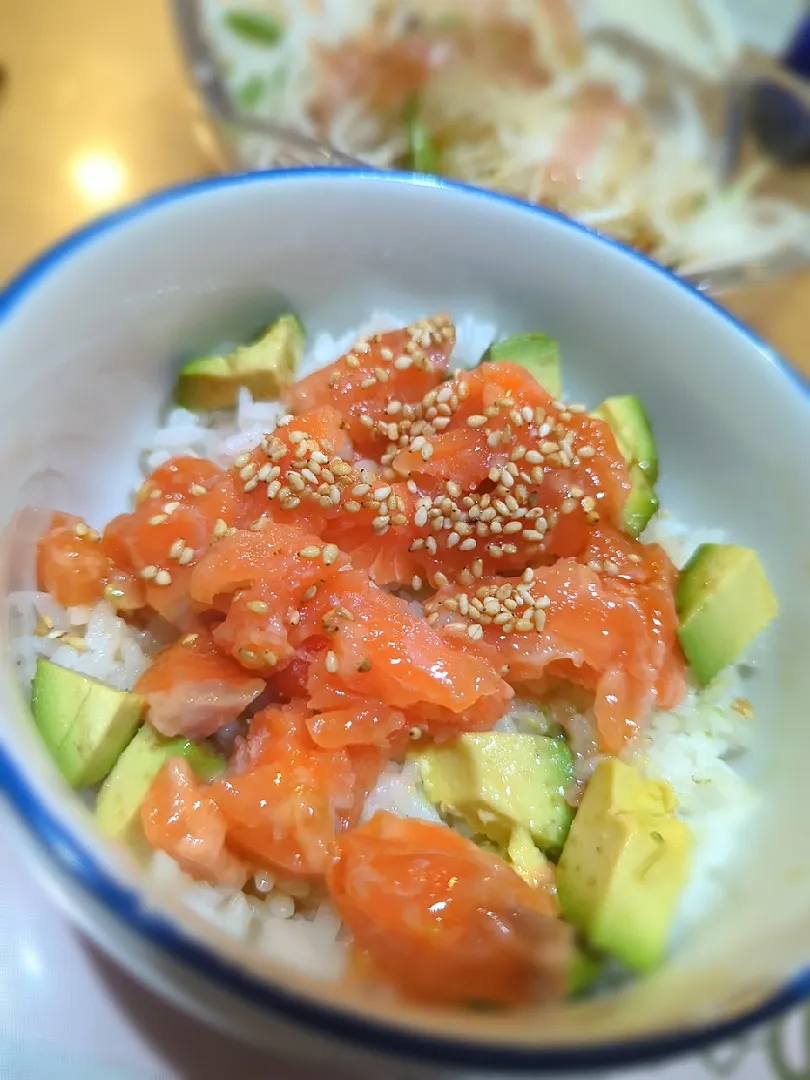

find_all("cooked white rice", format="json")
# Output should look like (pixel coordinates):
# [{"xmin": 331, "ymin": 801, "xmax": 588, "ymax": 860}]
[{"xmin": 8, "ymin": 311, "xmax": 755, "ymax": 980}]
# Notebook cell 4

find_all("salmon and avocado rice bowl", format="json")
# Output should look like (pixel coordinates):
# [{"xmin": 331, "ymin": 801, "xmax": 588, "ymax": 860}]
[{"xmin": 11, "ymin": 310, "xmax": 777, "ymax": 1006}]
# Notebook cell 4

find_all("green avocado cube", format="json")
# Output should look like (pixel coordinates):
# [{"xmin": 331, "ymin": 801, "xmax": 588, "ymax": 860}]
[
  {"xmin": 31, "ymin": 659, "xmax": 144, "ymax": 788},
  {"xmin": 96, "ymin": 724, "xmax": 225, "ymax": 846},
  {"xmin": 676, "ymin": 543, "xmax": 778, "ymax": 686},
  {"xmin": 487, "ymin": 333, "xmax": 562, "ymax": 399}
]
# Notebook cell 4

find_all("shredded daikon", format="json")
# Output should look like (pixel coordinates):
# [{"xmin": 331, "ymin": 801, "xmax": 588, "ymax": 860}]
[{"xmin": 201, "ymin": 0, "xmax": 810, "ymax": 277}]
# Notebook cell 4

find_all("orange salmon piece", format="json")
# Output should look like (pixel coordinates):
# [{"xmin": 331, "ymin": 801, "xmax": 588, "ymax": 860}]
[
  {"xmin": 135, "ymin": 632, "xmax": 265, "ymax": 740},
  {"xmin": 424, "ymin": 533, "xmax": 685, "ymax": 752},
  {"xmin": 213, "ymin": 702, "xmax": 361, "ymax": 877},
  {"xmin": 37, "ymin": 512, "xmax": 144, "ymax": 611},
  {"xmin": 283, "ymin": 316, "xmax": 455, "ymax": 456},
  {"xmin": 304, "ymin": 568, "xmax": 513, "ymax": 738},
  {"xmin": 106, "ymin": 457, "xmax": 244, "ymax": 627},
  {"xmin": 141, "ymin": 757, "xmax": 251, "ymax": 888},
  {"xmin": 328, "ymin": 813, "xmax": 571, "ymax": 1005},
  {"xmin": 189, "ymin": 527, "xmax": 352, "ymax": 672}
]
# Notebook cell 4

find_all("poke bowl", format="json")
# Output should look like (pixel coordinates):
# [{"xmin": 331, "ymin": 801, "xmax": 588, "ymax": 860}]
[{"xmin": 0, "ymin": 168, "xmax": 809, "ymax": 1074}]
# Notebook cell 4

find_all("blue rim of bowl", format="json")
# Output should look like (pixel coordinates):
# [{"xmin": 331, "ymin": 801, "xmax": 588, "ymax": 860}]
[{"xmin": 1, "ymin": 168, "xmax": 809, "ymax": 1072}]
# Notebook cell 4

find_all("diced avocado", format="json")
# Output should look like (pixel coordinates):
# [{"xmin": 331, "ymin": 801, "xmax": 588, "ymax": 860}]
[
  {"xmin": 174, "ymin": 355, "xmax": 235, "ymax": 411},
  {"xmin": 96, "ymin": 724, "xmax": 225, "ymax": 845},
  {"xmin": 31, "ymin": 659, "xmax": 145, "ymax": 789},
  {"xmin": 507, "ymin": 826, "xmax": 550, "ymax": 888},
  {"xmin": 405, "ymin": 97, "xmax": 440, "ymax": 174},
  {"xmin": 174, "ymin": 312, "xmax": 305, "ymax": 411},
  {"xmin": 676, "ymin": 543, "xmax": 778, "ymax": 686},
  {"xmin": 592, "ymin": 395, "xmax": 659, "ymax": 537},
  {"xmin": 487, "ymin": 334, "xmax": 562, "ymax": 399},
  {"xmin": 556, "ymin": 759, "xmax": 691, "ymax": 973},
  {"xmin": 622, "ymin": 466, "xmax": 660, "ymax": 539},
  {"xmin": 412, "ymin": 732, "xmax": 575, "ymax": 856},
  {"xmin": 592, "ymin": 395, "xmax": 658, "ymax": 483}
]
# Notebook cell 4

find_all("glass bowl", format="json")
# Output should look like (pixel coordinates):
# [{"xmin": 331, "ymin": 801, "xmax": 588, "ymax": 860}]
[{"xmin": 169, "ymin": 0, "xmax": 810, "ymax": 295}]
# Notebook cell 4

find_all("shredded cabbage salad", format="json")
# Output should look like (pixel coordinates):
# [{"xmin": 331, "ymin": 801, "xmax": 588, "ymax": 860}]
[{"xmin": 201, "ymin": 0, "xmax": 810, "ymax": 277}]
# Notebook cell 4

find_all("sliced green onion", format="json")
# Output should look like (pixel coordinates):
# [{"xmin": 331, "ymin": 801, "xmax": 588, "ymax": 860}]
[
  {"xmin": 235, "ymin": 73, "xmax": 267, "ymax": 110},
  {"xmin": 404, "ymin": 96, "xmax": 440, "ymax": 174},
  {"xmin": 224, "ymin": 10, "xmax": 283, "ymax": 46}
]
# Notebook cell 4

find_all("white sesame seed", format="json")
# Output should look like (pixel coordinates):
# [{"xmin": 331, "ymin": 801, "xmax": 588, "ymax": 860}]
[
  {"xmin": 344, "ymin": 501, "xmax": 361, "ymax": 513},
  {"xmin": 467, "ymin": 415, "xmax": 487, "ymax": 428},
  {"xmin": 360, "ymin": 377, "xmax": 376, "ymax": 390},
  {"xmin": 434, "ymin": 572, "xmax": 449, "ymax": 587},
  {"xmin": 420, "ymin": 442, "xmax": 434, "ymax": 461},
  {"xmin": 247, "ymin": 600, "xmax": 269, "ymax": 614},
  {"xmin": 414, "ymin": 506, "xmax": 428, "ymax": 528},
  {"xmin": 189, "ymin": 484, "xmax": 206, "ymax": 497},
  {"xmin": 467, "ymin": 623, "xmax": 484, "ymax": 641},
  {"xmin": 233, "ymin": 453, "xmax": 251, "ymax": 469},
  {"xmin": 178, "ymin": 547, "xmax": 195, "ymax": 565},
  {"xmin": 149, "ymin": 514, "xmax": 167, "ymax": 526},
  {"xmin": 240, "ymin": 462, "xmax": 257, "ymax": 481},
  {"xmin": 323, "ymin": 544, "xmax": 340, "ymax": 566},
  {"xmin": 299, "ymin": 545, "xmax": 322, "ymax": 559},
  {"xmin": 325, "ymin": 651, "xmax": 338, "ymax": 674},
  {"xmin": 534, "ymin": 608, "xmax": 547, "ymax": 631},
  {"xmin": 524, "ymin": 530, "xmax": 545, "ymax": 542},
  {"xmin": 140, "ymin": 565, "xmax": 158, "ymax": 580},
  {"xmin": 169, "ymin": 539, "xmax": 186, "ymax": 559},
  {"xmin": 515, "ymin": 618, "xmax": 533, "ymax": 632},
  {"xmin": 425, "ymin": 535, "xmax": 438, "ymax": 555},
  {"xmin": 522, "ymin": 567, "xmax": 535, "ymax": 584},
  {"xmin": 154, "ymin": 569, "xmax": 172, "ymax": 587},
  {"xmin": 267, "ymin": 480, "xmax": 281, "ymax": 499},
  {"xmin": 412, "ymin": 576, "xmax": 423, "ymax": 591}
]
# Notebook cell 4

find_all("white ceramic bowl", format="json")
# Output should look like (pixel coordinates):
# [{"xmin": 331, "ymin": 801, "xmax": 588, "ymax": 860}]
[{"xmin": 1, "ymin": 170, "xmax": 809, "ymax": 1077}]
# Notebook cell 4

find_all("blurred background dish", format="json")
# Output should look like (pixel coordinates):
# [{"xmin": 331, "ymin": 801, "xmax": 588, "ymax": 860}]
[{"xmin": 171, "ymin": 0, "xmax": 810, "ymax": 292}]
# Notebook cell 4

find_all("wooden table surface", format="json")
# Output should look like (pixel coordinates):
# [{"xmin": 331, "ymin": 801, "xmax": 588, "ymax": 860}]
[{"xmin": 0, "ymin": 0, "xmax": 808, "ymax": 375}]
